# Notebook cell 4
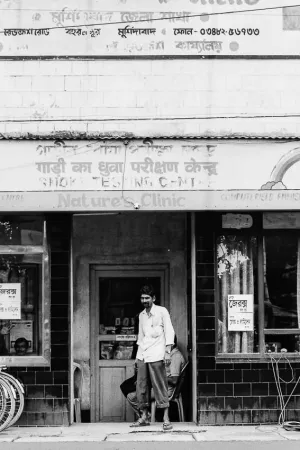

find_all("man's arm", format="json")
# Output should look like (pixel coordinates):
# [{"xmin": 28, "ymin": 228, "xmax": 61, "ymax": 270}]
[
  {"xmin": 168, "ymin": 375, "xmax": 178, "ymax": 387},
  {"xmin": 162, "ymin": 308, "xmax": 175, "ymax": 349},
  {"xmin": 135, "ymin": 313, "xmax": 144, "ymax": 364},
  {"xmin": 167, "ymin": 351, "xmax": 184, "ymax": 387},
  {"xmin": 136, "ymin": 313, "xmax": 144, "ymax": 347}
]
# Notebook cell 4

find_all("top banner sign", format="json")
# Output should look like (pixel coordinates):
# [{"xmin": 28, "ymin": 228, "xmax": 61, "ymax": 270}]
[{"xmin": 0, "ymin": 0, "xmax": 300, "ymax": 57}]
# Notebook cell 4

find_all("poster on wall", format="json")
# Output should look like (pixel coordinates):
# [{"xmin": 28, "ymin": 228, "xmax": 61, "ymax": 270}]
[
  {"xmin": 0, "ymin": 284, "xmax": 21, "ymax": 320},
  {"xmin": 228, "ymin": 294, "xmax": 254, "ymax": 331},
  {"xmin": 0, "ymin": 0, "xmax": 300, "ymax": 57}
]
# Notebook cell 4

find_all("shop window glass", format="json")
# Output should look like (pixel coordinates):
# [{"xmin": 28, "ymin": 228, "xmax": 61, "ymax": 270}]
[
  {"xmin": 0, "ymin": 216, "xmax": 49, "ymax": 365},
  {"xmin": 217, "ymin": 235, "xmax": 258, "ymax": 354},
  {"xmin": 0, "ymin": 217, "xmax": 43, "ymax": 246},
  {"xmin": 99, "ymin": 277, "xmax": 161, "ymax": 360},
  {"xmin": 217, "ymin": 220, "xmax": 300, "ymax": 357},
  {"xmin": 264, "ymin": 234, "xmax": 300, "ymax": 353}
]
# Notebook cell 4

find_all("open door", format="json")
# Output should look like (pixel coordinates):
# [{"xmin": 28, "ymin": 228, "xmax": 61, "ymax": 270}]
[{"xmin": 90, "ymin": 264, "xmax": 169, "ymax": 422}]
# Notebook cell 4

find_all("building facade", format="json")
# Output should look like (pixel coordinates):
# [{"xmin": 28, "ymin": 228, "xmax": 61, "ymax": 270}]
[{"xmin": 0, "ymin": 0, "xmax": 300, "ymax": 427}]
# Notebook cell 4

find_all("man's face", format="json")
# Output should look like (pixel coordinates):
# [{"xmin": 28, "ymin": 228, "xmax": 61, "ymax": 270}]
[{"xmin": 141, "ymin": 294, "xmax": 155, "ymax": 310}]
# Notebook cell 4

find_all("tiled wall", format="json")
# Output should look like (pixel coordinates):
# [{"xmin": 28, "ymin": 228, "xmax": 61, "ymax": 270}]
[
  {"xmin": 0, "ymin": 60, "xmax": 299, "ymax": 138},
  {"xmin": 195, "ymin": 212, "xmax": 300, "ymax": 425},
  {"xmin": 8, "ymin": 214, "xmax": 71, "ymax": 426}
]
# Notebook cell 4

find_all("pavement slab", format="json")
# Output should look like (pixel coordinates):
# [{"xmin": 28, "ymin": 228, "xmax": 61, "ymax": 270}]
[
  {"xmin": 106, "ymin": 431, "xmax": 195, "ymax": 441},
  {"xmin": 193, "ymin": 426, "xmax": 287, "ymax": 441},
  {"xmin": 0, "ymin": 422, "xmax": 300, "ymax": 442}
]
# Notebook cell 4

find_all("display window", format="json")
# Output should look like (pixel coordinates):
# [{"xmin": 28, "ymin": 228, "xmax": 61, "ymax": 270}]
[
  {"xmin": 216, "ymin": 213, "xmax": 300, "ymax": 358},
  {"xmin": 0, "ymin": 216, "xmax": 50, "ymax": 366}
]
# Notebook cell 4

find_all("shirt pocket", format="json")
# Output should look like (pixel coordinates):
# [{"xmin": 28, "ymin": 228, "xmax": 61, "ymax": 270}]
[{"xmin": 151, "ymin": 315, "xmax": 164, "ymax": 337}]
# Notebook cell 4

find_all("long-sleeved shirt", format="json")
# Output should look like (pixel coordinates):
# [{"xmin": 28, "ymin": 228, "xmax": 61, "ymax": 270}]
[{"xmin": 136, "ymin": 303, "xmax": 175, "ymax": 363}]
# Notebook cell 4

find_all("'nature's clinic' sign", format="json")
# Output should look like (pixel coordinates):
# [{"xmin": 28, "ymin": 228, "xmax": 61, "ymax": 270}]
[{"xmin": 0, "ymin": 0, "xmax": 300, "ymax": 57}]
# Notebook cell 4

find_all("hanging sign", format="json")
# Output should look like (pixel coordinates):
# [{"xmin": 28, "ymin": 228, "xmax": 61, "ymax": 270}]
[
  {"xmin": 222, "ymin": 214, "xmax": 253, "ymax": 229},
  {"xmin": 228, "ymin": 294, "xmax": 254, "ymax": 331},
  {"xmin": 0, "ymin": 284, "xmax": 21, "ymax": 320}
]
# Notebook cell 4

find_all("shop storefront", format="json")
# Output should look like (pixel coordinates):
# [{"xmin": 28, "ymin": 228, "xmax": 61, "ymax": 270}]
[{"xmin": 1, "ymin": 138, "xmax": 300, "ymax": 425}]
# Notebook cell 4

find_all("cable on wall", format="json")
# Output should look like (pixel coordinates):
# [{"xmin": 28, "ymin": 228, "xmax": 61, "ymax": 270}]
[{"xmin": 268, "ymin": 352, "xmax": 300, "ymax": 431}]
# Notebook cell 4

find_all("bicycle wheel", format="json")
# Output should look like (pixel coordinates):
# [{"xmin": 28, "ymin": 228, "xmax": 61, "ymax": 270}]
[
  {"xmin": 0, "ymin": 376, "xmax": 16, "ymax": 432},
  {"xmin": 1, "ymin": 373, "xmax": 24, "ymax": 426},
  {"xmin": 0, "ymin": 383, "xmax": 7, "ymax": 421}
]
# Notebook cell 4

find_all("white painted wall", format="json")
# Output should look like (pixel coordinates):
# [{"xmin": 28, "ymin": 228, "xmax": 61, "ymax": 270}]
[{"xmin": 0, "ymin": 59, "xmax": 299, "ymax": 138}]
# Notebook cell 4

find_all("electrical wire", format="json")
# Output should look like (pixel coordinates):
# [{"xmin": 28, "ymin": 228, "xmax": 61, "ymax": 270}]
[
  {"xmin": 0, "ymin": 4, "xmax": 298, "ymax": 33},
  {"xmin": 268, "ymin": 352, "xmax": 300, "ymax": 431},
  {"xmin": 1, "ymin": 113, "xmax": 300, "ymax": 123}
]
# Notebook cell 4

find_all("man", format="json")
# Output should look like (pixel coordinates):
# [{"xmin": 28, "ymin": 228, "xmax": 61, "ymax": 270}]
[
  {"xmin": 126, "ymin": 334, "xmax": 185, "ymax": 423},
  {"xmin": 131, "ymin": 284, "xmax": 175, "ymax": 431}
]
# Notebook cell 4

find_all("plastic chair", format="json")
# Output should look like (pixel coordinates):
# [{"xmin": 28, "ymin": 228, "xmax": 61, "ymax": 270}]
[
  {"xmin": 73, "ymin": 362, "xmax": 83, "ymax": 423},
  {"xmin": 151, "ymin": 360, "xmax": 189, "ymax": 422}
]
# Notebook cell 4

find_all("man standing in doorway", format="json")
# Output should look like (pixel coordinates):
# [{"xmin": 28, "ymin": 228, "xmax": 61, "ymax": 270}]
[{"xmin": 131, "ymin": 284, "xmax": 175, "ymax": 431}]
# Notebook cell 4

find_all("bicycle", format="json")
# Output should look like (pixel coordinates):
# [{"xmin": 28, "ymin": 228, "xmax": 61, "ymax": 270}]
[
  {"xmin": 0, "ymin": 366, "xmax": 25, "ymax": 427},
  {"xmin": 0, "ymin": 368, "xmax": 16, "ymax": 432}
]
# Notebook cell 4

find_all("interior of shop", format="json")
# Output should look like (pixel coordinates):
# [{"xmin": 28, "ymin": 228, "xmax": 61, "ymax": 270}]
[{"xmin": 72, "ymin": 212, "xmax": 192, "ymax": 423}]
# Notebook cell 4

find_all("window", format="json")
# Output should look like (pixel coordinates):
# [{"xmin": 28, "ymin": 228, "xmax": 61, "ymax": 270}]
[
  {"xmin": 217, "ymin": 234, "xmax": 258, "ymax": 354},
  {"xmin": 217, "ymin": 213, "xmax": 300, "ymax": 357},
  {"xmin": 0, "ymin": 216, "xmax": 50, "ymax": 366}
]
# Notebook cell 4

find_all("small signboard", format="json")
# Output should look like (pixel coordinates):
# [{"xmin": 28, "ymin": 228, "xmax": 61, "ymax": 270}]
[
  {"xmin": 263, "ymin": 212, "xmax": 300, "ymax": 229},
  {"xmin": 228, "ymin": 294, "xmax": 254, "ymax": 332},
  {"xmin": 115, "ymin": 335, "xmax": 137, "ymax": 341},
  {"xmin": 222, "ymin": 214, "xmax": 253, "ymax": 229},
  {"xmin": 0, "ymin": 283, "xmax": 21, "ymax": 320}
]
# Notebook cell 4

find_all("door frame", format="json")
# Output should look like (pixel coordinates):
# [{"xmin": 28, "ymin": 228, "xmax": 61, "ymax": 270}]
[
  {"xmin": 90, "ymin": 264, "xmax": 169, "ymax": 422},
  {"xmin": 191, "ymin": 213, "xmax": 198, "ymax": 423}
]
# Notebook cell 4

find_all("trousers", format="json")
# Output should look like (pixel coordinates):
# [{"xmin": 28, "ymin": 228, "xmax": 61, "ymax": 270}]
[{"xmin": 136, "ymin": 359, "xmax": 169, "ymax": 409}]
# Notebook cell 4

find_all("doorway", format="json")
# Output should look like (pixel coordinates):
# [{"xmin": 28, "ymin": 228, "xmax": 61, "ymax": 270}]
[
  {"xmin": 72, "ymin": 212, "xmax": 193, "ymax": 423},
  {"xmin": 90, "ymin": 265, "xmax": 169, "ymax": 422}
]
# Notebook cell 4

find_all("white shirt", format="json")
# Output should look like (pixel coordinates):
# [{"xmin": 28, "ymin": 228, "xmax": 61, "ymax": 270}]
[{"xmin": 136, "ymin": 304, "xmax": 175, "ymax": 363}]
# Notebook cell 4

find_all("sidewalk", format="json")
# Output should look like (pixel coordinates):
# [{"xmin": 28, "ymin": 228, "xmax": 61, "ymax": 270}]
[{"xmin": 1, "ymin": 423, "xmax": 300, "ymax": 442}]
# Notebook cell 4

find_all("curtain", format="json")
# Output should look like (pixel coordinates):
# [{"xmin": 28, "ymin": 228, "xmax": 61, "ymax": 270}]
[{"xmin": 217, "ymin": 236, "xmax": 255, "ymax": 354}]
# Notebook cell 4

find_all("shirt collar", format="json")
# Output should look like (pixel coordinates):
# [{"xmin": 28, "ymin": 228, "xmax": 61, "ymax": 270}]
[{"xmin": 141, "ymin": 303, "xmax": 158, "ymax": 316}]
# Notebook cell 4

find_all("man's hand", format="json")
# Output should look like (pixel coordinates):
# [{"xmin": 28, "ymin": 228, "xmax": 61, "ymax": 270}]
[{"xmin": 164, "ymin": 352, "xmax": 171, "ymax": 366}]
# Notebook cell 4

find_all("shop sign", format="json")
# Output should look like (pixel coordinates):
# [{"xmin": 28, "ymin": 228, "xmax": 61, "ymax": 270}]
[
  {"xmin": 263, "ymin": 212, "xmax": 300, "ymax": 229},
  {"xmin": 0, "ymin": 284, "xmax": 21, "ymax": 320},
  {"xmin": 222, "ymin": 214, "xmax": 253, "ymax": 229},
  {"xmin": 228, "ymin": 294, "xmax": 254, "ymax": 332},
  {"xmin": 0, "ymin": 0, "xmax": 300, "ymax": 57},
  {"xmin": 1, "ymin": 139, "xmax": 300, "ymax": 210}
]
